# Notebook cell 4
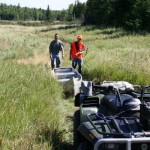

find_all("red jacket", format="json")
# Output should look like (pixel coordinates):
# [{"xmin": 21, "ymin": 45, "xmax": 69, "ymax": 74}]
[{"xmin": 71, "ymin": 41, "xmax": 85, "ymax": 58}]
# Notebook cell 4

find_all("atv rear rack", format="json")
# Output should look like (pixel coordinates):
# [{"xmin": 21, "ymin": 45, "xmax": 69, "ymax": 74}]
[{"xmin": 87, "ymin": 113, "xmax": 150, "ymax": 138}]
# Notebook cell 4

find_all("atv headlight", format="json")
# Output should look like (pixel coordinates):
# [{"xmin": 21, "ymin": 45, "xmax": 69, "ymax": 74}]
[
  {"xmin": 141, "ymin": 144, "xmax": 148, "ymax": 150},
  {"xmin": 103, "ymin": 143, "xmax": 119, "ymax": 150}
]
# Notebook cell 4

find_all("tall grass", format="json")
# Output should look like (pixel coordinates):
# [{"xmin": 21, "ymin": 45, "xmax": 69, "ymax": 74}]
[
  {"xmin": 0, "ymin": 24, "xmax": 150, "ymax": 149},
  {"xmin": 0, "ymin": 25, "xmax": 70, "ymax": 149},
  {"xmin": 62, "ymin": 27, "xmax": 150, "ymax": 85},
  {"xmin": 0, "ymin": 25, "xmax": 49, "ymax": 61},
  {"xmin": 0, "ymin": 62, "xmax": 65, "ymax": 149}
]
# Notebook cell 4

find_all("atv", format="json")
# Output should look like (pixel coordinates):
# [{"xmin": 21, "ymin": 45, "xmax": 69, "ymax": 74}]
[{"xmin": 74, "ymin": 81, "xmax": 150, "ymax": 150}]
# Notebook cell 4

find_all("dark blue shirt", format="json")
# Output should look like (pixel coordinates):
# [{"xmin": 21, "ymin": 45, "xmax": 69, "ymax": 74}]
[{"xmin": 49, "ymin": 40, "xmax": 64, "ymax": 55}]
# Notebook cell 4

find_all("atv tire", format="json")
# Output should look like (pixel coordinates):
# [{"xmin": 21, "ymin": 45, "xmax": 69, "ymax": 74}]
[
  {"xmin": 74, "ymin": 110, "xmax": 81, "ymax": 150},
  {"xmin": 78, "ymin": 142, "xmax": 93, "ymax": 150}
]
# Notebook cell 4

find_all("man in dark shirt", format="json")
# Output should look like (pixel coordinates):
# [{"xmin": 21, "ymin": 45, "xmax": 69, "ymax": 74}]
[{"xmin": 49, "ymin": 33, "xmax": 64, "ymax": 69}]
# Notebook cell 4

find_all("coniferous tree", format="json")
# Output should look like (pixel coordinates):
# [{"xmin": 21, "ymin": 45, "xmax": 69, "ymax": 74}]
[
  {"xmin": 73, "ymin": 0, "xmax": 86, "ymax": 21},
  {"xmin": 33, "ymin": 8, "xmax": 38, "ymax": 20},
  {"xmin": 67, "ymin": 4, "xmax": 74, "ymax": 21},
  {"xmin": 84, "ymin": 0, "xmax": 150, "ymax": 31},
  {"xmin": 46, "ymin": 5, "xmax": 51, "ymax": 21}
]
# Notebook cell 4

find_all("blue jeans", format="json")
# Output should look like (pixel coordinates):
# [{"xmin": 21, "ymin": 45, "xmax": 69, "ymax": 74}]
[
  {"xmin": 72, "ymin": 58, "xmax": 83, "ymax": 74},
  {"xmin": 51, "ymin": 54, "xmax": 60, "ymax": 69}
]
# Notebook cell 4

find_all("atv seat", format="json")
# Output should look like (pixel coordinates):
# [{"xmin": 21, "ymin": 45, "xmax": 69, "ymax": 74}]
[{"xmin": 101, "ymin": 94, "xmax": 141, "ymax": 114}]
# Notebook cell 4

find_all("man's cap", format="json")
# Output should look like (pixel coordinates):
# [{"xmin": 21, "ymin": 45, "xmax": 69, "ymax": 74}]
[{"xmin": 77, "ymin": 35, "xmax": 82, "ymax": 39}]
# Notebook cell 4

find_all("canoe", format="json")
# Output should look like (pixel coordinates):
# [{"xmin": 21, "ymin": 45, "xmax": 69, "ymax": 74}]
[{"xmin": 51, "ymin": 67, "xmax": 82, "ymax": 96}]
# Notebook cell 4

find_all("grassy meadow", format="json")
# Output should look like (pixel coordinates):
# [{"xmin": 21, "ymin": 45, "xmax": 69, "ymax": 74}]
[{"xmin": 0, "ymin": 24, "xmax": 150, "ymax": 149}]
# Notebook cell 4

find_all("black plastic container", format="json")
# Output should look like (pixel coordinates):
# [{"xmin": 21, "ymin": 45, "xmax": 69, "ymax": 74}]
[{"xmin": 140, "ymin": 102, "xmax": 150, "ymax": 130}]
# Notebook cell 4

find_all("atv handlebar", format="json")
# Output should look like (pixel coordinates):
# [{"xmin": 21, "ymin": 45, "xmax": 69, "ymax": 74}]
[
  {"xmin": 93, "ymin": 84, "xmax": 150, "ymax": 102},
  {"xmin": 140, "ymin": 85, "xmax": 150, "ymax": 101}
]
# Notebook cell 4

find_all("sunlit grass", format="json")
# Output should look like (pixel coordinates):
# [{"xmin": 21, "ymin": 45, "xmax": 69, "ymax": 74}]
[
  {"xmin": 0, "ymin": 24, "xmax": 150, "ymax": 149},
  {"xmin": 65, "ymin": 26, "xmax": 150, "ymax": 85},
  {"xmin": 0, "ymin": 61, "xmax": 64, "ymax": 149}
]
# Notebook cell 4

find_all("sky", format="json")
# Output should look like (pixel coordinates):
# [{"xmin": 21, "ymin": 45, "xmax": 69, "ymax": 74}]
[{"xmin": 0, "ymin": 0, "xmax": 87, "ymax": 10}]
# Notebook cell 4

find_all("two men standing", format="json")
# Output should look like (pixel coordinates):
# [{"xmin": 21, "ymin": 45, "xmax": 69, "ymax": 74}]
[{"xmin": 49, "ymin": 33, "xmax": 85, "ymax": 75}]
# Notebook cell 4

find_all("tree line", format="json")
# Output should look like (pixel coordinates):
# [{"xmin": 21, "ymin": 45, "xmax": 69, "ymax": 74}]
[
  {"xmin": 0, "ymin": 1, "xmax": 86, "ymax": 22},
  {"xmin": 0, "ymin": 3, "xmax": 62, "ymax": 21},
  {"xmin": 85, "ymin": 0, "xmax": 150, "ymax": 31},
  {"xmin": 0, "ymin": 0, "xmax": 150, "ymax": 31}
]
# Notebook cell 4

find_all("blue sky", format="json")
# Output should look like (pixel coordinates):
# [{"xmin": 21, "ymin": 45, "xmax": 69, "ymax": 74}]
[{"xmin": 0, "ymin": 0, "xmax": 87, "ymax": 10}]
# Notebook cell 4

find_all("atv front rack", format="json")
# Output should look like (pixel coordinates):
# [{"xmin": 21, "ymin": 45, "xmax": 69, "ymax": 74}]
[
  {"xmin": 94, "ymin": 137, "xmax": 150, "ymax": 150},
  {"xmin": 87, "ymin": 113, "xmax": 150, "ymax": 150}
]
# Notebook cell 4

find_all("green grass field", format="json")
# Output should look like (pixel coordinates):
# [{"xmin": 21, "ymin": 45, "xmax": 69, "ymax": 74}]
[{"xmin": 0, "ymin": 24, "xmax": 150, "ymax": 149}]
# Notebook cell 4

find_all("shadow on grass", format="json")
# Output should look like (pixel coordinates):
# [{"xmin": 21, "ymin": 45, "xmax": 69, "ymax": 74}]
[
  {"xmin": 103, "ymin": 32, "xmax": 131, "ymax": 39},
  {"xmin": 41, "ymin": 25, "xmax": 80, "ymax": 32},
  {"xmin": 83, "ymin": 26, "xmax": 149, "ymax": 39},
  {"xmin": 35, "ymin": 112, "xmax": 74, "ymax": 150},
  {"xmin": 36, "ymin": 128, "xmax": 73, "ymax": 150},
  {"xmin": 82, "ymin": 68, "xmax": 97, "ymax": 81},
  {"xmin": 63, "ymin": 91, "xmax": 74, "ymax": 99}
]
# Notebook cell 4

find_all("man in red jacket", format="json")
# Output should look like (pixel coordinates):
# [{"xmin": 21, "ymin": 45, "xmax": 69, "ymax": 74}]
[{"xmin": 70, "ymin": 35, "xmax": 85, "ymax": 74}]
